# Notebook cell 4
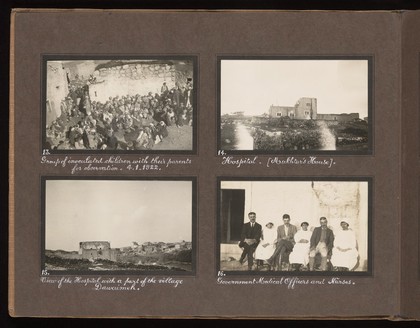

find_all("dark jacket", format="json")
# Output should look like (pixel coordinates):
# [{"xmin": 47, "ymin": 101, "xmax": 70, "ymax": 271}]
[
  {"xmin": 310, "ymin": 226, "xmax": 334, "ymax": 252},
  {"xmin": 240, "ymin": 222, "xmax": 262, "ymax": 243}
]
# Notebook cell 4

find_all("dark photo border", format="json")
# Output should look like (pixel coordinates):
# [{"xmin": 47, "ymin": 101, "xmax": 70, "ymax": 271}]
[
  {"xmin": 216, "ymin": 176, "xmax": 373, "ymax": 277},
  {"xmin": 41, "ymin": 54, "xmax": 199, "ymax": 155},
  {"xmin": 40, "ymin": 175, "xmax": 198, "ymax": 276},
  {"xmin": 217, "ymin": 55, "xmax": 374, "ymax": 156}
]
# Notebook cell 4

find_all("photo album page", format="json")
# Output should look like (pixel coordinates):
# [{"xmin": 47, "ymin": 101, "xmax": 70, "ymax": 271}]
[{"xmin": 9, "ymin": 9, "xmax": 419, "ymax": 319}]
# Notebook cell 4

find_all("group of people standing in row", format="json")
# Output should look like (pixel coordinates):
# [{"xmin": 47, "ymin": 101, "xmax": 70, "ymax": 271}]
[{"xmin": 238, "ymin": 212, "xmax": 359, "ymax": 272}]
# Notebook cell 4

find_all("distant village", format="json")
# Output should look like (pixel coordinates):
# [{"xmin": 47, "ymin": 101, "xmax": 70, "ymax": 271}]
[
  {"xmin": 46, "ymin": 240, "xmax": 192, "ymax": 263},
  {"xmin": 125, "ymin": 240, "xmax": 192, "ymax": 255},
  {"xmin": 79, "ymin": 240, "xmax": 192, "ymax": 262}
]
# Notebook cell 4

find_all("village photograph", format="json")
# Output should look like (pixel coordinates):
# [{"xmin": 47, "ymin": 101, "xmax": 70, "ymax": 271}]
[
  {"xmin": 43, "ymin": 57, "xmax": 195, "ymax": 153},
  {"xmin": 219, "ymin": 58, "xmax": 371, "ymax": 153},
  {"xmin": 218, "ymin": 179, "xmax": 370, "ymax": 274},
  {"xmin": 43, "ymin": 178, "xmax": 195, "ymax": 274}
]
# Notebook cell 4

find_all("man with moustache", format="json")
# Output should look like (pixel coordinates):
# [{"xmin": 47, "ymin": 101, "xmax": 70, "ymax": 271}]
[
  {"xmin": 238, "ymin": 212, "xmax": 262, "ymax": 270},
  {"xmin": 309, "ymin": 217, "xmax": 334, "ymax": 271}
]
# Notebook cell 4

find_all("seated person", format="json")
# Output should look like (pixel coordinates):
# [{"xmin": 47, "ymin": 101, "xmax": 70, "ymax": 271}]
[
  {"xmin": 267, "ymin": 214, "xmax": 297, "ymax": 271},
  {"xmin": 289, "ymin": 222, "xmax": 311, "ymax": 271},
  {"xmin": 309, "ymin": 217, "xmax": 334, "ymax": 271},
  {"xmin": 238, "ymin": 212, "xmax": 262, "ymax": 271},
  {"xmin": 255, "ymin": 222, "xmax": 277, "ymax": 267},
  {"xmin": 330, "ymin": 220, "xmax": 359, "ymax": 271}
]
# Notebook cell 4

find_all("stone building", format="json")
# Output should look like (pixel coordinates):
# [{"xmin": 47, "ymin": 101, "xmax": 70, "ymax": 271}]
[
  {"xmin": 269, "ymin": 97, "xmax": 317, "ymax": 120},
  {"xmin": 79, "ymin": 241, "xmax": 117, "ymax": 261},
  {"xmin": 317, "ymin": 113, "xmax": 360, "ymax": 122}
]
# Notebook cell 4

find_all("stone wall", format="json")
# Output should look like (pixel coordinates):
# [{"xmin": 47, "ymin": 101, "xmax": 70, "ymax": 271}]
[
  {"xmin": 46, "ymin": 61, "xmax": 69, "ymax": 125},
  {"xmin": 94, "ymin": 62, "xmax": 177, "ymax": 83},
  {"xmin": 89, "ymin": 61, "xmax": 192, "ymax": 103},
  {"xmin": 79, "ymin": 241, "xmax": 117, "ymax": 261},
  {"xmin": 317, "ymin": 113, "xmax": 360, "ymax": 122},
  {"xmin": 79, "ymin": 241, "xmax": 111, "ymax": 251}
]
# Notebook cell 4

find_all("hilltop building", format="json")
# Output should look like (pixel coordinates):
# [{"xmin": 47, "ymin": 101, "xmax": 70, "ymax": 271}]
[
  {"xmin": 79, "ymin": 241, "xmax": 117, "ymax": 261},
  {"xmin": 268, "ymin": 97, "xmax": 360, "ymax": 122},
  {"xmin": 269, "ymin": 97, "xmax": 317, "ymax": 120}
]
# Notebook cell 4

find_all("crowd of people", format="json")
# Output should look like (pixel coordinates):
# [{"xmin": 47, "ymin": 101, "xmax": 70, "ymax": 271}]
[
  {"xmin": 46, "ymin": 79, "xmax": 194, "ymax": 150},
  {"xmin": 238, "ymin": 212, "xmax": 359, "ymax": 272}
]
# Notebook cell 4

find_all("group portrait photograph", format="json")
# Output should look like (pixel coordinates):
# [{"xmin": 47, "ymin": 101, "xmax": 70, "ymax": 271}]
[{"xmin": 218, "ymin": 178, "xmax": 370, "ymax": 275}]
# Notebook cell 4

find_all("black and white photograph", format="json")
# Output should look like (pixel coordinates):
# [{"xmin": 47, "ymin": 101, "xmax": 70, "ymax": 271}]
[
  {"xmin": 43, "ymin": 56, "xmax": 196, "ymax": 153},
  {"xmin": 218, "ymin": 57, "xmax": 372, "ymax": 154},
  {"xmin": 42, "ymin": 178, "xmax": 196, "ymax": 275},
  {"xmin": 218, "ymin": 178, "xmax": 371, "ymax": 275}
]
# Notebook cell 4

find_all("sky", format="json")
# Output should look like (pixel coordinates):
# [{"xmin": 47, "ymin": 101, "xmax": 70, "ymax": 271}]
[
  {"xmin": 221, "ymin": 59, "xmax": 369, "ymax": 118},
  {"xmin": 45, "ymin": 180, "xmax": 193, "ymax": 251}
]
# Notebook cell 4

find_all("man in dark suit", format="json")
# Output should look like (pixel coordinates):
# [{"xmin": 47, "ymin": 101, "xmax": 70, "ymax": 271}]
[
  {"xmin": 238, "ymin": 212, "xmax": 262, "ymax": 270},
  {"xmin": 309, "ymin": 217, "xmax": 334, "ymax": 271},
  {"xmin": 267, "ymin": 214, "xmax": 298, "ymax": 271}
]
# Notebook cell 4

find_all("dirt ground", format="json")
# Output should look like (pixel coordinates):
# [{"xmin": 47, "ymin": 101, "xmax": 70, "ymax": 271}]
[
  {"xmin": 220, "ymin": 259, "xmax": 273, "ymax": 272},
  {"xmin": 153, "ymin": 125, "xmax": 193, "ymax": 150}
]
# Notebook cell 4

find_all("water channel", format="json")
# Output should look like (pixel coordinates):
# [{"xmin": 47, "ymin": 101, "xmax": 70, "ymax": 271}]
[{"xmin": 234, "ymin": 124, "xmax": 254, "ymax": 150}]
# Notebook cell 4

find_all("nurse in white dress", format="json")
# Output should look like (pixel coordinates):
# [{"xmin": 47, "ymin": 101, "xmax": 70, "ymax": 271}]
[
  {"xmin": 255, "ymin": 222, "xmax": 277, "ymax": 261},
  {"xmin": 331, "ymin": 220, "xmax": 359, "ymax": 271},
  {"xmin": 289, "ymin": 222, "xmax": 312, "ymax": 268}
]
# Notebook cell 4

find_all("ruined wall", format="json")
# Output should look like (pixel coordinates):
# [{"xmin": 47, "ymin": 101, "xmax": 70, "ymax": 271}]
[
  {"xmin": 46, "ymin": 61, "xmax": 69, "ymax": 125},
  {"xmin": 79, "ymin": 241, "xmax": 116, "ymax": 261},
  {"xmin": 89, "ymin": 61, "xmax": 192, "ymax": 103},
  {"xmin": 79, "ymin": 241, "xmax": 111, "ymax": 250}
]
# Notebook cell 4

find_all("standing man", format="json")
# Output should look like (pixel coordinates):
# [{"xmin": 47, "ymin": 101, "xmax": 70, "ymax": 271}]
[
  {"xmin": 267, "ymin": 214, "xmax": 297, "ymax": 270},
  {"xmin": 309, "ymin": 217, "xmax": 334, "ymax": 271},
  {"xmin": 238, "ymin": 212, "xmax": 262, "ymax": 270}
]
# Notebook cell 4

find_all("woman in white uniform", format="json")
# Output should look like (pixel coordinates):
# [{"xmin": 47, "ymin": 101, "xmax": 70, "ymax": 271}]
[
  {"xmin": 255, "ymin": 222, "xmax": 277, "ymax": 263},
  {"xmin": 289, "ymin": 222, "xmax": 312, "ymax": 270},
  {"xmin": 331, "ymin": 220, "xmax": 359, "ymax": 271}
]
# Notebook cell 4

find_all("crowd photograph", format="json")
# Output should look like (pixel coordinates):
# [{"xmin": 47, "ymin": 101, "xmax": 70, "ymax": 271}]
[
  {"xmin": 219, "ymin": 179, "xmax": 370, "ymax": 274},
  {"xmin": 44, "ymin": 58, "xmax": 195, "ymax": 152}
]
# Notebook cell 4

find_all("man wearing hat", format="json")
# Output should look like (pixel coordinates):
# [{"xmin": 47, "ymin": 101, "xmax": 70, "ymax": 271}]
[
  {"xmin": 238, "ymin": 212, "xmax": 262, "ymax": 270},
  {"xmin": 309, "ymin": 217, "xmax": 334, "ymax": 271}
]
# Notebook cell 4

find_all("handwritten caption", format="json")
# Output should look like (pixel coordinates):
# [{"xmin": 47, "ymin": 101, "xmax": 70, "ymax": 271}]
[
  {"xmin": 220, "ymin": 156, "xmax": 336, "ymax": 169},
  {"xmin": 40, "ymin": 156, "xmax": 191, "ymax": 174},
  {"xmin": 40, "ymin": 275, "xmax": 183, "ymax": 290},
  {"xmin": 216, "ymin": 271, "xmax": 354, "ymax": 289}
]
